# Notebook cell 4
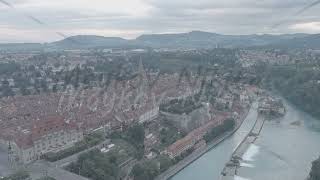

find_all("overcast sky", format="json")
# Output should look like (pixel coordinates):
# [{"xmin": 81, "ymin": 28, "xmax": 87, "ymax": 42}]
[{"xmin": 0, "ymin": 0, "xmax": 320, "ymax": 43}]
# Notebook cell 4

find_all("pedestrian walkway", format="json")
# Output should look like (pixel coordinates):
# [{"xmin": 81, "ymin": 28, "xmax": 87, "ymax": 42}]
[{"xmin": 28, "ymin": 161, "xmax": 89, "ymax": 180}]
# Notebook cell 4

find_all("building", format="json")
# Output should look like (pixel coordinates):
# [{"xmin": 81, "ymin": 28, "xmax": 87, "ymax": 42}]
[
  {"xmin": 0, "ymin": 71, "xmax": 210, "ymax": 163},
  {"xmin": 161, "ymin": 102, "xmax": 212, "ymax": 132},
  {"xmin": 144, "ymin": 133, "xmax": 158, "ymax": 153},
  {"xmin": 165, "ymin": 134, "xmax": 195, "ymax": 159},
  {"xmin": 139, "ymin": 106, "xmax": 159, "ymax": 124},
  {"xmin": 240, "ymin": 91, "xmax": 250, "ymax": 105},
  {"xmin": 164, "ymin": 113, "xmax": 228, "ymax": 159},
  {"xmin": 258, "ymin": 97, "xmax": 285, "ymax": 116},
  {"xmin": 215, "ymin": 94, "xmax": 234, "ymax": 110},
  {"xmin": 10, "ymin": 115, "xmax": 83, "ymax": 164}
]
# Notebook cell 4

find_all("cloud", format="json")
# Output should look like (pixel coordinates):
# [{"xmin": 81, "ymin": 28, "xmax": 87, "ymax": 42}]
[
  {"xmin": 14, "ymin": 0, "xmax": 152, "ymax": 16},
  {"xmin": 145, "ymin": 0, "xmax": 309, "ymax": 11},
  {"xmin": 0, "ymin": 0, "xmax": 320, "ymax": 43},
  {"xmin": 290, "ymin": 21, "xmax": 320, "ymax": 32},
  {"xmin": 295, "ymin": 0, "xmax": 320, "ymax": 15}
]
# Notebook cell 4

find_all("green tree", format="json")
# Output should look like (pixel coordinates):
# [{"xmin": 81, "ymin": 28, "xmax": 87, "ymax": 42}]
[
  {"xmin": 20, "ymin": 85, "xmax": 31, "ymax": 96},
  {"xmin": 223, "ymin": 118, "xmax": 236, "ymax": 130},
  {"xmin": 2, "ymin": 170, "xmax": 30, "ymax": 180},
  {"xmin": 0, "ymin": 62, "xmax": 20, "ymax": 75},
  {"xmin": 52, "ymin": 84, "xmax": 58, "ymax": 93},
  {"xmin": 126, "ymin": 124, "xmax": 145, "ymax": 145},
  {"xmin": 2, "ymin": 86, "xmax": 15, "ymax": 97},
  {"xmin": 309, "ymin": 157, "xmax": 320, "ymax": 180},
  {"xmin": 40, "ymin": 80, "xmax": 48, "ymax": 92},
  {"xmin": 66, "ymin": 149, "xmax": 120, "ymax": 180},
  {"xmin": 204, "ymin": 118, "xmax": 235, "ymax": 143},
  {"xmin": 157, "ymin": 155, "xmax": 173, "ymax": 173},
  {"xmin": 125, "ymin": 124, "xmax": 145, "ymax": 159},
  {"xmin": 36, "ymin": 176, "xmax": 56, "ymax": 180},
  {"xmin": 131, "ymin": 161, "xmax": 159, "ymax": 180}
]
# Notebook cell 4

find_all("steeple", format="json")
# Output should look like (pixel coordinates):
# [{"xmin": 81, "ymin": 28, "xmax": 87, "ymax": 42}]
[
  {"xmin": 8, "ymin": 141, "xmax": 16, "ymax": 169},
  {"xmin": 138, "ymin": 57, "xmax": 148, "ymax": 91},
  {"xmin": 138, "ymin": 56, "xmax": 147, "ymax": 79}
]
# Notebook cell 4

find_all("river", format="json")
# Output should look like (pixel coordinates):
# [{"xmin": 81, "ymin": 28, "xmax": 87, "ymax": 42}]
[{"xmin": 171, "ymin": 99, "xmax": 320, "ymax": 180}]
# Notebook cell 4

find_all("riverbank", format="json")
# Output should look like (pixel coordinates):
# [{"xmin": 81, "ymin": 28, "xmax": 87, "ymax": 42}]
[
  {"xmin": 171, "ymin": 96, "xmax": 320, "ymax": 180},
  {"xmin": 220, "ymin": 114, "xmax": 265, "ymax": 179},
  {"xmin": 236, "ymin": 97, "xmax": 320, "ymax": 180},
  {"xmin": 155, "ymin": 104, "xmax": 253, "ymax": 180}
]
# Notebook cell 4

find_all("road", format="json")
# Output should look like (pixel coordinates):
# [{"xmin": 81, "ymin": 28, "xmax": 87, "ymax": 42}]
[
  {"xmin": 27, "ymin": 139, "xmax": 111, "ymax": 180},
  {"xmin": 51, "ymin": 139, "xmax": 110, "ymax": 168},
  {"xmin": 28, "ymin": 160, "xmax": 89, "ymax": 180},
  {"xmin": 0, "ymin": 147, "xmax": 12, "ymax": 177}
]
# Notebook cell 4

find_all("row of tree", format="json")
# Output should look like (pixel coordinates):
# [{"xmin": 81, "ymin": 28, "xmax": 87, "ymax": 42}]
[
  {"xmin": 66, "ymin": 149, "xmax": 120, "ymax": 180},
  {"xmin": 66, "ymin": 123, "xmax": 145, "ymax": 180},
  {"xmin": 204, "ymin": 118, "xmax": 236, "ymax": 143},
  {"xmin": 267, "ymin": 66, "xmax": 320, "ymax": 120},
  {"xmin": 1, "ymin": 170, "xmax": 55, "ymax": 180},
  {"xmin": 130, "ymin": 155, "xmax": 173, "ymax": 180},
  {"xmin": 309, "ymin": 156, "xmax": 320, "ymax": 180},
  {"xmin": 43, "ymin": 132, "xmax": 104, "ymax": 162}
]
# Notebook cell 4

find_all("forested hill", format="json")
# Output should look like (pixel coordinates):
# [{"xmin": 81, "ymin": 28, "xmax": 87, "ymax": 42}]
[
  {"xmin": 0, "ymin": 31, "xmax": 313, "ymax": 51},
  {"xmin": 265, "ymin": 66, "xmax": 320, "ymax": 120},
  {"xmin": 309, "ymin": 157, "xmax": 320, "ymax": 180}
]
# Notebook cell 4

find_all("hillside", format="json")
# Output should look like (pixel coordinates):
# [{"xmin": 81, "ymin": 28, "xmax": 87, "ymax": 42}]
[
  {"xmin": 0, "ymin": 31, "xmax": 316, "ymax": 51},
  {"xmin": 266, "ymin": 66, "xmax": 320, "ymax": 120},
  {"xmin": 269, "ymin": 34, "xmax": 320, "ymax": 49},
  {"xmin": 309, "ymin": 157, "xmax": 320, "ymax": 180},
  {"xmin": 49, "ymin": 35, "xmax": 137, "ymax": 49},
  {"xmin": 0, "ymin": 43, "xmax": 43, "ymax": 52},
  {"xmin": 136, "ymin": 31, "xmax": 309, "ymax": 48}
]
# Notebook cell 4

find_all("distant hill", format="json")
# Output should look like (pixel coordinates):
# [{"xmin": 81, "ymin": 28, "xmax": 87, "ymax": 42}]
[
  {"xmin": 268, "ymin": 34, "xmax": 320, "ymax": 49},
  {"xmin": 309, "ymin": 156, "xmax": 320, "ymax": 180},
  {"xmin": 0, "ymin": 31, "xmax": 316, "ymax": 51},
  {"xmin": 136, "ymin": 31, "xmax": 310, "ymax": 48},
  {"xmin": 0, "ymin": 43, "xmax": 43, "ymax": 52},
  {"xmin": 49, "ymin": 35, "xmax": 137, "ymax": 49},
  {"xmin": 136, "ymin": 31, "xmax": 221, "ymax": 48}
]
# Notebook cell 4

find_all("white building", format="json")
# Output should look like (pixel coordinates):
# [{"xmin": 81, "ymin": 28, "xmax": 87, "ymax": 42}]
[
  {"xmin": 10, "ymin": 115, "xmax": 83, "ymax": 164},
  {"xmin": 139, "ymin": 106, "xmax": 159, "ymax": 124},
  {"xmin": 240, "ymin": 91, "xmax": 250, "ymax": 104}
]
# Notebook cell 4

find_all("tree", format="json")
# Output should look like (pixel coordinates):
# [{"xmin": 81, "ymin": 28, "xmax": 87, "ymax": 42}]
[
  {"xmin": 131, "ymin": 161, "xmax": 159, "ymax": 180},
  {"xmin": 157, "ymin": 155, "xmax": 173, "ymax": 172},
  {"xmin": 2, "ymin": 170, "xmax": 30, "ymax": 180},
  {"xmin": 269, "ymin": 67, "xmax": 320, "ymax": 120},
  {"xmin": 0, "ymin": 62, "xmax": 20, "ymax": 75},
  {"xmin": 40, "ymin": 80, "xmax": 48, "ymax": 92},
  {"xmin": 131, "ymin": 163, "xmax": 145, "ymax": 179},
  {"xmin": 2, "ymin": 80, "xmax": 9, "ymax": 86},
  {"xmin": 28, "ymin": 65, "xmax": 36, "ymax": 71},
  {"xmin": 126, "ymin": 124, "xmax": 145, "ymax": 145},
  {"xmin": 125, "ymin": 123, "xmax": 145, "ymax": 159},
  {"xmin": 52, "ymin": 84, "xmax": 58, "ymax": 93},
  {"xmin": 20, "ymin": 85, "xmax": 31, "ymax": 96},
  {"xmin": 66, "ymin": 149, "xmax": 120, "ymax": 180},
  {"xmin": 309, "ymin": 157, "xmax": 320, "ymax": 180},
  {"xmin": 223, "ymin": 118, "xmax": 236, "ymax": 130},
  {"xmin": 2, "ymin": 86, "xmax": 15, "ymax": 97},
  {"xmin": 36, "ymin": 177, "xmax": 56, "ymax": 180},
  {"xmin": 53, "ymin": 62, "xmax": 60, "ymax": 68},
  {"xmin": 204, "ymin": 118, "xmax": 235, "ymax": 143}
]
